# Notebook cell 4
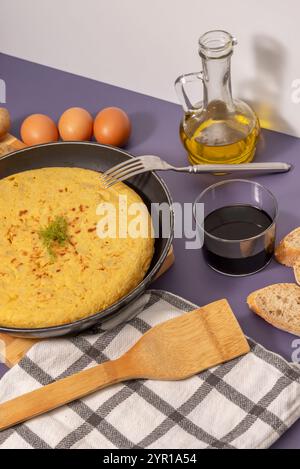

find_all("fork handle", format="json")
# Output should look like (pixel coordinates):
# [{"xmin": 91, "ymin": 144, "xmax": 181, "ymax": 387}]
[
  {"xmin": 0, "ymin": 357, "xmax": 133, "ymax": 431},
  {"xmin": 181, "ymin": 162, "xmax": 292, "ymax": 175}
]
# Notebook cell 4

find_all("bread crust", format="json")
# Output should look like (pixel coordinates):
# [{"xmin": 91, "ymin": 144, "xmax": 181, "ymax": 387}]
[
  {"xmin": 275, "ymin": 227, "xmax": 300, "ymax": 266},
  {"xmin": 294, "ymin": 264, "xmax": 300, "ymax": 286},
  {"xmin": 247, "ymin": 284, "xmax": 300, "ymax": 336}
]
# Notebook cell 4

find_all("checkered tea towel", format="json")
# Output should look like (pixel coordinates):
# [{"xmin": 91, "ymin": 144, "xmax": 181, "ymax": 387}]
[{"xmin": 0, "ymin": 290, "xmax": 300, "ymax": 449}]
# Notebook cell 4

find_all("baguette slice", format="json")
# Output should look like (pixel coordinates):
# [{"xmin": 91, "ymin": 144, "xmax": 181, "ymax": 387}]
[
  {"xmin": 275, "ymin": 227, "xmax": 300, "ymax": 266},
  {"xmin": 247, "ymin": 283, "xmax": 300, "ymax": 336}
]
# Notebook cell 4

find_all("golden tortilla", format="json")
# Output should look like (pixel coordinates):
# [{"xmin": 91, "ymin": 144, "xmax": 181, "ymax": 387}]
[{"xmin": 0, "ymin": 167, "xmax": 154, "ymax": 328}]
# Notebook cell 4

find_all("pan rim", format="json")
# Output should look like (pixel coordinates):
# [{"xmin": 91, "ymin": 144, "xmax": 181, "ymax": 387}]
[{"xmin": 0, "ymin": 141, "xmax": 174, "ymax": 334}]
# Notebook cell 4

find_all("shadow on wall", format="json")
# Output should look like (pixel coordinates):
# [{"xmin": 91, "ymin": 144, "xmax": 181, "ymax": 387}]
[{"xmin": 239, "ymin": 34, "xmax": 295, "ymax": 137}]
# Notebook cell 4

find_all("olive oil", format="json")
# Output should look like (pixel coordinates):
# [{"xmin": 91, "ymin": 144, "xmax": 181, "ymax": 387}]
[
  {"xmin": 175, "ymin": 31, "xmax": 260, "ymax": 165},
  {"xmin": 180, "ymin": 110, "xmax": 260, "ymax": 165}
]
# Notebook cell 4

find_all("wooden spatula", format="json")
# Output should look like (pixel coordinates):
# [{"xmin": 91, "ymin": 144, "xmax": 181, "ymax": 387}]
[{"xmin": 0, "ymin": 299, "xmax": 249, "ymax": 431}]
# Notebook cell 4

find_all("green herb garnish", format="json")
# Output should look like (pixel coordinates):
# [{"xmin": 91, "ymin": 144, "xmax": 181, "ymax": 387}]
[{"xmin": 39, "ymin": 216, "xmax": 69, "ymax": 259}]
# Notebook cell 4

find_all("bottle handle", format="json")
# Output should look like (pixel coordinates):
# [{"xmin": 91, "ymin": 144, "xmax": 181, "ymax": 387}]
[{"xmin": 175, "ymin": 71, "xmax": 203, "ymax": 113}]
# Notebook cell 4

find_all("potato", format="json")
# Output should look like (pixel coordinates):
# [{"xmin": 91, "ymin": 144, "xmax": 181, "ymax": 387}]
[{"xmin": 0, "ymin": 108, "xmax": 11, "ymax": 139}]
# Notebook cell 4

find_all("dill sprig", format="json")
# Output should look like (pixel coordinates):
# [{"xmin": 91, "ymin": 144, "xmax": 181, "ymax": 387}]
[{"xmin": 39, "ymin": 216, "xmax": 69, "ymax": 259}]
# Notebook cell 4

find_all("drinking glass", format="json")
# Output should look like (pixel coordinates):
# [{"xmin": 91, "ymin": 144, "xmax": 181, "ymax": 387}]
[{"xmin": 193, "ymin": 179, "xmax": 278, "ymax": 276}]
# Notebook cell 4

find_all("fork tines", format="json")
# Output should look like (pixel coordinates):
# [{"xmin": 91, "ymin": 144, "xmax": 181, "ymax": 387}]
[{"xmin": 100, "ymin": 157, "xmax": 144, "ymax": 189}]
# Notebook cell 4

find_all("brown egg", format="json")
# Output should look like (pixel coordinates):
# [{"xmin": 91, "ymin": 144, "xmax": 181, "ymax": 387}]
[
  {"xmin": 58, "ymin": 107, "xmax": 93, "ymax": 141},
  {"xmin": 0, "ymin": 108, "xmax": 11, "ymax": 139},
  {"xmin": 93, "ymin": 107, "xmax": 131, "ymax": 147},
  {"xmin": 21, "ymin": 114, "xmax": 59, "ymax": 145}
]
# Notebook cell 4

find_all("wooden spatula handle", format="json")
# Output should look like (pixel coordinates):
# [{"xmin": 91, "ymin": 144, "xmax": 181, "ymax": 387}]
[{"xmin": 0, "ymin": 357, "xmax": 131, "ymax": 431}]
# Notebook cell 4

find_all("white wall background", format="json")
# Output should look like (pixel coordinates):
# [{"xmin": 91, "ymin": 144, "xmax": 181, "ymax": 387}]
[{"xmin": 1, "ymin": 0, "xmax": 300, "ymax": 137}]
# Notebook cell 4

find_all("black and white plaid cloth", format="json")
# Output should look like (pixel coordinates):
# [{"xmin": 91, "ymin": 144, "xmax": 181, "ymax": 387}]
[{"xmin": 0, "ymin": 290, "xmax": 300, "ymax": 449}]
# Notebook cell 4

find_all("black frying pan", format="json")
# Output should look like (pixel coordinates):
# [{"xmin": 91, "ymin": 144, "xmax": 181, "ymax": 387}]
[{"xmin": 0, "ymin": 142, "xmax": 174, "ymax": 338}]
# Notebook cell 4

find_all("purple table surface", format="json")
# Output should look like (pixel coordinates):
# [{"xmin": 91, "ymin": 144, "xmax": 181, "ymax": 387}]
[{"xmin": 0, "ymin": 52, "xmax": 300, "ymax": 449}]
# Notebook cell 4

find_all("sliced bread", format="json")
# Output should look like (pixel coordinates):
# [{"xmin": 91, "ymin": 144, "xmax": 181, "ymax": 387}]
[
  {"xmin": 247, "ymin": 283, "xmax": 300, "ymax": 336},
  {"xmin": 275, "ymin": 227, "xmax": 300, "ymax": 266}
]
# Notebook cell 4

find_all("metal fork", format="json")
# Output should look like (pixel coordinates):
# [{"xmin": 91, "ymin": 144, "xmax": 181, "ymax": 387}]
[{"xmin": 100, "ymin": 155, "xmax": 292, "ymax": 189}]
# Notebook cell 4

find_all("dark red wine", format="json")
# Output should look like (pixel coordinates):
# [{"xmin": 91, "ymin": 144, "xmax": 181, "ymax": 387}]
[{"xmin": 203, "ymin": 204, "xmax": 274, "ymax": 276}]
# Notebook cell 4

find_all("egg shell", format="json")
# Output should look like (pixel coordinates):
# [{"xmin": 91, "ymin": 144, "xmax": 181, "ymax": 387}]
[
  {"xmin": 21, "ymin": 114, "xmax": 59, "ymax": 145},
  {"xmin": 93, "ymin": 107, "xmax": 131, "ymax": 147},
  {"xmin": 58, "ymin": 107, "xmax": 93, "ymax": 141}
]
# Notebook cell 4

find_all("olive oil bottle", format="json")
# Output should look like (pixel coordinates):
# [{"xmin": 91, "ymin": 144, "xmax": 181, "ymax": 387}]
[{"xmin": 175, "ymin": 31, "xmax": 260, "ymax": 165}]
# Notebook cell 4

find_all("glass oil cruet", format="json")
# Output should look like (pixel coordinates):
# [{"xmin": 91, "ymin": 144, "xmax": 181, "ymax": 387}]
[{"xmin": 175, "ymin": 30, "xmax": 260, "ymax": 165}]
